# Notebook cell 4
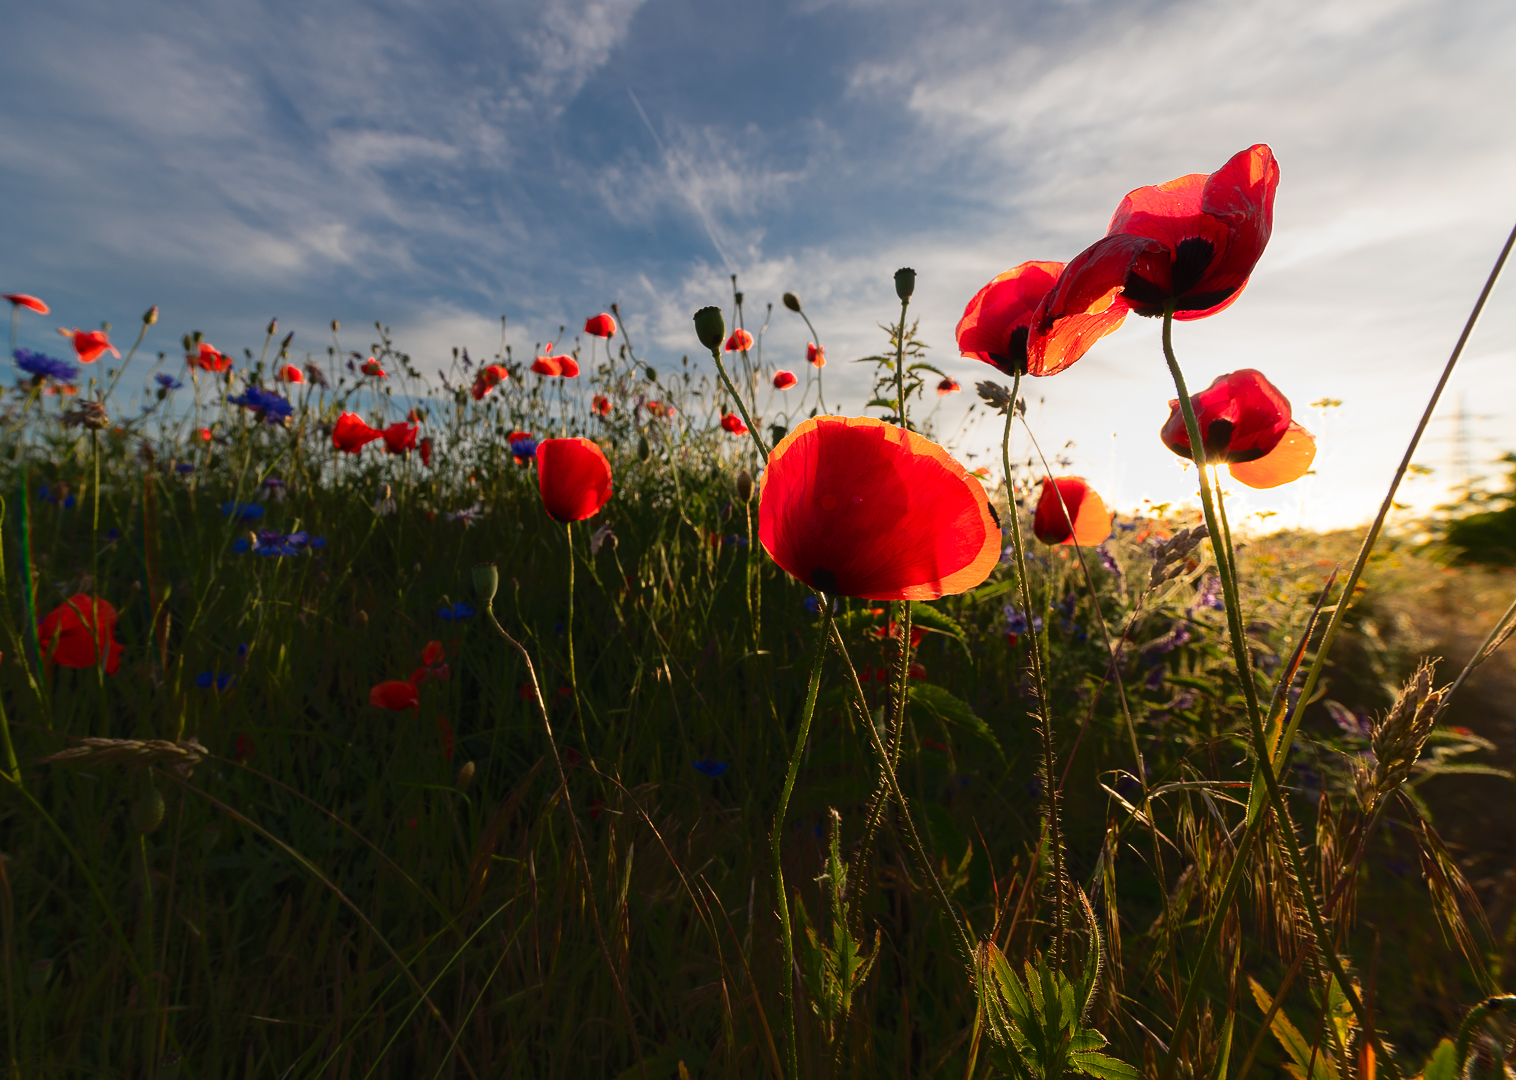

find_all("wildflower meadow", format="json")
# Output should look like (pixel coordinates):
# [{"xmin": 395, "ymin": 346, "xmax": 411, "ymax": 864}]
[{"xmin": 4, "ymin": 144, "xmax": 1516, "ymax": 1078}]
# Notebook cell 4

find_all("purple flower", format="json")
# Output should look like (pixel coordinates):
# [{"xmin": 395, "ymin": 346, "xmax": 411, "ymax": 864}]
[
  {"xmin": 175, "ymin": 462, "xmax": 195, "ymax": 474},
  {"xmin": 692, "ymin": 759, "xmax": 729, "ymax": 777},
  {"xmin": 509, "ymin": 435, "xmax": 538, "ymax": 461},
  {"xmin": 14, "ymin": 348, "xmax": 79, "ymax": 382},
  {"xmin": 155, "ymin": 373, "xmax": 184, "ymax": 390},
  {"xmin": 228, "ymin": 385, "xmax": 294, "ymax": 423},
  {"xmin": 438, "ymin": 602, "xmax": 476, "ymax": 621},
  {"xmin": 232, "ymin": 529, "xmax": 321, "ymax": 556},
  {"xmin": 1192, "ymin": 575, "xmax": 1225, "ymax": 612},
  {"xmin": 1096, "ymin": 542, "xmax": 1123, "ymax": 582},
  {"xmin": 1142, "ymin": 621, "xmax": 1193, "ymax": 662},
  {"xmin": 1145, "ymin": 664, "xmax": 1166, "ymax": 691},
  {"xmin": 222, "ymin": 501, "xmax": 266, "ymax": 522},
  {"xmin": 1324, "ymin": 700, "xmax": 1372, "ymax": 739},
  {"xmin": 195, "ymin": 671, "xmax": 235, "ymax": 691},
  {"xmin": 1003, "ymin": 606, "xmax": 1044, "ymax": 636}
]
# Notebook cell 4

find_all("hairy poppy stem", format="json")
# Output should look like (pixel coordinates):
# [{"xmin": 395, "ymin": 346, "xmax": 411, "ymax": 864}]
[
  {"xmin": 1157, "ymin": 303, "xmax": 1398, "ymax": 1080},
  {"xmin": 995, "ymin": 374, "xmax": 1066, "ymax": 963},
  {"xmin": 771, "ymin": 601, "xmax": 830, "ymax": 1080},
  {"xmin": 704, "ymin": 345, "xmax": 769, "ymax": 464},
  {"xmin": 891, "ymin": 293, "xmax": 914, "ymax": 786}
]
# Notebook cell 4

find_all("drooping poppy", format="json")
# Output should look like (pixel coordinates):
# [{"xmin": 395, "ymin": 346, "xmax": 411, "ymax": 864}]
[
  {"xmin": 937, "ymin": 378, "xmax": 961, "ymax": 396},
  {"xmin": 531, "ymin": 354, "xmax": 562, "ymax": 376},
  {"xmin": 1040, "ymin": 145, "xmax": 1280, "ymax": 336},
  {"xmin": 758, "ymin": 415, "xmax": 1000, "ymax": 600},
  {"xmin": 725, "ymin": 329, "xmax": 754, "ymax": 353},
  {"xmin": 591, "ymin": 394, "xmax": 611, "ymax": 416},
  {"xmin": 1159, "ymin": 369, "xmax": 1316, "ymax": 488},
  {"xmin": 956, "ymin": 260, "xmax": 1128, "ymax": 378},
  {"xmin": 585, "ymin": 313, "xmax": 616, "ymax": 338},
  {"xmin": 58, "ymin": 328, "xmax": 119, "ymax": 364},
  {"xmin": 807, "ymin": 343, "xmax": 825, "ymax": 368},
  {"xmin": 1032, "ymin": 477, "xmax": 1112, "ymax": 547},
  {"xmin": 471, "ymin": 364, "xmax": 508, "ymax": 400},
  {"xmin": 4, "ymin": 293, "xmax": 48, "ymax": 314},
  {"xmin": 773, "ymin": 370, "xmax": 797, "ymax": 391},
  {"xmin": 333, "ymin": 412, "xmax": 382, "ymax": 453},
  {"xmin": 38, "ymin": 595, "xmax": 123, "ymax": 674},
  {"xmin": 276, "ymin": 364, "xmax": 304, "ymax": 383},
  {"xmin": 361, "ymin": 357, "xmax": 387, "ymax": 378},
  {"xmin": 370, "ymin": 680, "xmax": 420, "ymax": 711},
  {"xmin": 558, "ymin": 355, "xmax": 580, "ymax": 378},
  {"xmin": 720, "ymin": 412, "xmax": 749, "ymax": 436},
  {"xmin": 382, "ymin": 422, "xmax": 418, "ymax": 454},
  {"xmin": 187, "ymin": 342, "xmax": 231, "ymax": 372},
  {"xmin": 537, "ymin": 437, "xmax": 613, "ymax": 522},
  {"xmin": 419, "ymin": 437, "xmax": 433, "ymax": 467}
]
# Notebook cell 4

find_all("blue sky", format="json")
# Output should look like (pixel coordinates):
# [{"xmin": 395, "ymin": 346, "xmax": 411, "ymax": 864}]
[{"xmin": 4, "ymin": 0, "xmax": 1515, "ymax": 529}]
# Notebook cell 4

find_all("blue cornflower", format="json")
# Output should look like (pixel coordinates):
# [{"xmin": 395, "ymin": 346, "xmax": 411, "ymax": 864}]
[
  {"xmin": 692, "ymin": 759, "xmax": 729, "ymax": 777},
  {"xmin": 14, "ymin": 348, "xmax": 79, "ymax": 382},
  {"xmin": 509, "ymin": 435, "xmax": 538, "ymax": 461},
  {"xmin": 1003, "ymin": 606, "xmax": 1044, "ymax": 636},
  {"xmin": 236, "ymin": 643, "xmax": 250, "ymax": 661},
  {"xmin": 105, "ymin": 528, "xmax": 121, "ymax": 541},
  {"xmin": 801, "ymin": 596, "xmax": 838, "ymax": 616},
  {"xmin": 155, "ymin": 373, "xmax": 184, "ymax": 391},
  {"xmin": 437, "ymin": 602, "xmax": 476, "ymax": 621},
  {"xmin": 232, "ymin": 529, "xmax": 320, "ymax": 556},
  {"xmin": 195, "ymin": 671, "xmax": 235, "ymax": 690},
  {"xmin": 222, "ymin": 501, "xmax": 266, "ymax": 522},
  {"xmin": 227, "ymin": 385, "xmax": 294, "ymax": 423},
  {"xmin": 175, "ymin": 462, "xmax": 195, "ymax": 473}
]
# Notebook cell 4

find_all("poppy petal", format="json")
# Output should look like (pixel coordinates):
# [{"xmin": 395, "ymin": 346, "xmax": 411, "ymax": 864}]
[
  {"xmin": 1228, "ymin": 422, "xmax": 1316, "ymax": 489},
  {"xmin": 537, "ymin": 438, "xmax": 613, "ymax": 522},
  {"xmin": 758, "ymin": 416, "xmax": 1000, "ymax": 601},
  {"xmin": 1033, "ymin": 477, "xmax": 1111, "ymax": 546},
  {"xmin": 956, "ymin": 261, "xmax": 1064, "ymax": 375}
]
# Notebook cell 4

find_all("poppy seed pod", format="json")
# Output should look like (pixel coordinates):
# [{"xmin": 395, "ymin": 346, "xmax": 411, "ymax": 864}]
[
  {"xmin": 645, "ymin": 365, "xmax": 657, "ymax": 382},
  {"xmin": 693, "ymin": 306, "xmax": 726, "ymax": 352},
  {"xmin": 637, "ymin": 435, "xmax": 650, "ymax": 461},
  {"xmin": 736, "ymin": 469, "xmax": 753, "ymax": 502},
  {"xmin": 894, "ymin": 267, "xmax": 916, "ymax": 301},
  {"xmin": 473, "ymin": 563, "xmax": 499, "ymax": 605},
  {"xmin": 782, "ymin": 292, "xmax": 802, "ymax": 313},
  {"xmin": 131, "ymin": 785, "xmax": 166, "ymax": 834}
]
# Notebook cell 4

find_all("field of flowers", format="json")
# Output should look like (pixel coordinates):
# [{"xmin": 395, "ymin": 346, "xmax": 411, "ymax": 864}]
[{"xmin": 2, "ymin": 144, "xmax": 1515, "ymax": 1078}]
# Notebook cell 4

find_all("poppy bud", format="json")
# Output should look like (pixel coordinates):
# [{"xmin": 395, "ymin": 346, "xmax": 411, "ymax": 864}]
[
  {"xmin": 456, "ymin": 761, "xmax": 476, "ymax": 791},
  {"xmin": 736, "ymin": 469, "xmax": 753, "ymax": 502},
  {"xmin": 693, "ymin": 306, "xmax": 726, "ymax": 352},
  {"xmin": 331, "ymin": 319, "xmax": 339, "ymax": 332},
  {"xmin": 267, "ymin": 317, "xmax": 278, "ymax": 335},
  {"xmin": 645, "ymin": 365, "xmax": 657, "ymax": 382},
  {"xmin": 181, "ymin": 333, "xmax": 193, "ymax": 353},
  {"xmin": 782, "ymin": 292, "xmax": 802, "ymax": 313},
  {"xmin": 281, "ymin": 331, "xmax": 295, "ymax": 350},
  {"xmin": 143, "ymin": 305, "xmax": 159, "ymax": 326},
  {"xmin": 131, "ymin": 785, "xmax": 166, "ymax": 834},
  {"xmin": 473, "ymin": 562, "xmax": 499, "ymax": 605},
  {"xmin": 637, "ymin": 435, "xmax": 650, "ymax": 461},
  {"xmin": 894, "ymin": 267, "xmax": 916, "ymax": 301}
]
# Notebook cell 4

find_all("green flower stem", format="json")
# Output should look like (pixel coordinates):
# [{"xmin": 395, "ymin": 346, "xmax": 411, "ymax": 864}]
[
  {"xmin": 705, "ymin": 345, "xmax": 769, "ymax": 464},
  {"xmin": 1157, "ymin": 303, "xmax": 1397, "ymax": 1080},
  {"xmin": 18, "ymin": 473, "xmax": 43, "ymax": 693},
  {"xmin": 771, "ymin": 600, "xmax": 831, "ymax": 1080},
  {"xmin": 997, "ymin": 374, "xmax": 1065, "ymax": 958},
  {"xmin": 891, "ymin": 292, "xmax": 913, "ymax": 787},
  {"xmin": 825, "ymin": 610, "xmax": 975, "ymax": 967},
  {"xmin": 565, "ymin": 522, "xmax": 587, "ymax": 751}
]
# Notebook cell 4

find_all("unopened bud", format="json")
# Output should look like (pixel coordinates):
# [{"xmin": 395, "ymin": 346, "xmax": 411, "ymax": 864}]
[
  {"xmin": 281, "ymin": 331, "xmax": 295, "ymax": 350},
  {"xmin": 645, "ymin": 365, "xmax": 657, "ymax": 382},
  {"xmin": 331, "ymin": 319, "xmax": 339, "ymax": 332},
  {"xmin": 143, "ymin": 305, "xmax": 159, "ymax": 326},
  {"xmin": 894, "ymin": 267, "xmax": 916, "ymax": 301},
  {"xmin": 782, "ymin": 292, "xmax": 802, "ymax": 313},
  {"xmin": 473, "ymin": 562, "xmax": 499, "ymax": 605},
  {"xmin": 693, "ymin": 306, "xmax": 726, "ymax": 352},
  {"xmin": 637, "ymin": 435, "xmax": 650, "ymax": 461},
  {"xmin": 181, "ymin": 333, "xmax": 193, "ymax": 353},
  {"xmin": 736, "ymin": 469, "xmax": 753, "ymax": 502},
  {"xmin": 456, "ymin": 761, "xmax": 476, "ymax": 791},
  {"xmin": 267, "ymin": 317, "xmax": 278, "ymax": 335},
  {"xmin": 131, "ymin": 786, "xmax": 166, "ymax": 834}
]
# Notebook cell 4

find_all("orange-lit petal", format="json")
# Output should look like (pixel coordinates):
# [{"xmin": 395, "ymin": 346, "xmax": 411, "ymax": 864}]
[{"xmin": 1228, "ymin": 422, "xmax": 1316, "ymax": 488}]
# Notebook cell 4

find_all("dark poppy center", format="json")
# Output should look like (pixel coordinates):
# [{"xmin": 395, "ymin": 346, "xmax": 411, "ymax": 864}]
[
  {"xmin": 992, "ymin": 326, "xmax": 1030, "ymax": 376},
  {"xmin": 1203, "ymin": 418, "xmax": 1235, "ymax": 459},
  {"xmin": 1171, "ymin": 237, "xmax": 1216, "ymax": 297},
  {"xmin": 811, "ymin": 567, "xmax": 839, "ymax": 594}
]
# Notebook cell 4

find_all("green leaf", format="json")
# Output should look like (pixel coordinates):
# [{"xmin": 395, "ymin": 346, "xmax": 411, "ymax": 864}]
[
  {"xmin": 1248, "ymin": 976, "xmax": 1334, "ymax": 1079},
  {"xmin": 1419, "ymin": 1038, "xmax": 1458, "ymax": 1080},
  {"xmin": 1071, "ymin": 1051, "xmax": 1142, "ymax": 1079},
  {"xmin": 909, "ymin": 683, "xmax": 1002, "ymax": 757},
  {"xmin": 909, "ymin": 601, "xmax": 967, "ymax": 640}
]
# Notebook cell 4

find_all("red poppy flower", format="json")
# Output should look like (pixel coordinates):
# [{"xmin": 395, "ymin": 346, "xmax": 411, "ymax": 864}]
[
  {"xmin": 276, "ymin": 364, "xmax": 304, "ymax": 383},
  {"xmin": 591, "ymin": 394, "xmax": 611, "ymax": 416},
  {"xmin": 370, "ymin": 680, "xmax": 420, "ymax": 711},
  {"xmin": 720, "ymin": 412, "xmax": 749, "ymax": 436},
  {"xmin": 1032, "ymin": 477, "xmax": 1112, "ymax": 546},
  {"xmin": 333, "ymin": 412, "xmax": 382, "ymax": 453},
  {"xmin": 1159, "ymin": 369, "xmax": 1316, "ymax": 488},
  {"xmin": 471, "ymin": 364, "xmax": 509, "ymax": 400},
  {"xmin": 957, "ymin": 260, "xmax": 1128, "ymax": 378},
  {"xmin": 361, "ymin": 358, "xmax": 387, "ymax": 378},
  {"xmin": 198, "ymin": 427, "xmax": 212, "ymax": 442},
  {"xmin": 758, "ymin": 415, "xmax": 1000, "ymax": 600},
  {"xmin": 559, "ymin": 355, "xmax": 580, "ymax": 378},
  {"xmin": 773, "ymin": 370, "xmax": 797, "ymax": 391},
  {"xmin": 646, "ymin": 400, "xmax": 674, "ymax": 419},
  {"xmin": 537, "ymin": 437, "xmax": 613, "ymax": 522},
  {"xmin": 1041, "ymin": 144, "xmax": 1280, "ymax": 340},
  {"xmin": 936, "ymin": 378, "xmax": 961, "ymax": 396},
  {"xmin": 3, "ymin": 293, "xmax": 48, "ymax": 314},
  {"xmin": 59, "ymin": 328, "xmax": 120, "ymax": 365},
  {"xmin": 585, "ymin": 313, "xmax": 616, "ymax": 338},
  {"xmin": 422, "ymin": 640, "xmax": 444, "ymax": 666},
  {"xmin": 419, "ymin": 437, "xmax": 433, "ymax": 467},
  {"xmin": 38, "ymin": 594, "xmax": 123, "ymax": 674},
  {"xmin": 725, "ymin": 329, "xmax": 754, "ymax": 353},
  {"xmin": 871, "ymin": 621, "xmax": 926, "ymax": 648},
  {"xmin": 187, "ymin": 342, "xmax": 231, "ymax": 372},
  {"xmin": 807, "ymin": 343, "xmax": 825, "ymax": 368},
  {"xmin": 531, "ymin": 355, "xmax": 562, "ymax": 376},
  {"xmin": 382, "ymin": 421, "xmax": 418, "ymax": 454}
]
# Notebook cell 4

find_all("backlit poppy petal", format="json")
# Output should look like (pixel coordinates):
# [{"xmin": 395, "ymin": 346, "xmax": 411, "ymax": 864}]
[
  {"xmin": 37, "ymin": 594, "xmax": 122, "ymax": 674},
  {"xmin": 369, "ymin": 680, "xmax": 420, "ymax": 711},
  {"xmin": 807, "ymin": 343, "xmax": 825, "ymax": 368},
  {"xmin": 361, "ymin": 358, "xmax": 387, "ymax": 378},
  {"xmin": 725, "ymin": 329, "xmax": 754, "ymax": 353},
  {"xmin": 1032, "ymin": 477, "xmax": 1112, "ymax": 547},
  {"xmin": 957, "ymin": 261, "xmax": 1064, "ymax": 376},
  {"xmin": 558, "ymin": 355, "xmax": 580, "ymax": 378},
  {"xmin": 1159, "ymin": 369, "xmax": 1292, "ymax": 464},
  {"xmin": 591, "ymin": 394, "xmax": 611, "ymax": 416},
  {"xmin": 419, "ymin": 437, "xmax": 433, "ymax": 467},
  {"xmin": 276, "ymin": 364, "xmax": 304, "ymax": 383},
  {"xmin": 758, "ymin": 415, "xmax": 1000, "ymax": 601},
  {"xmin": 188, "ymin": 342, "xmax": 231, "ymax": 372},
  {"xmin": 773, "ymin": 370, "xmax": 797, "ymax": 390},
  {"xmin": 532, "ymin": 355, "xmax": 562, "ymax": 376},
  {"xmin": 1228, "ymin": 421, "xmax": 1316, "ymax": 488},
  {"xmin": 585, "ymin": 313, "xmax": 616, "ymax": 338},
  {"xmin": 4, "ymin": 293, "xmax": 48, "ymax": 314},
  {"xmin": 537, "ymin": 437, "xmax": 613, "ymax": 522},
  {"xmin": 332, "ymin": 412, "xmax": 383, "ymax": 453},
  {"xmin": 936, "ymin": 378, "xmax": 960, "ymax": 396},
  {"xmin": 721, "ymin": 413, "xmax": 749, "ymax": 436},
  {"xmin": 382, "ymin": 422, "xmax": 418, "ymax": 454},
  {"xmin": 58, "ymin": 328, "xmax": 120, "ymax": 364}
]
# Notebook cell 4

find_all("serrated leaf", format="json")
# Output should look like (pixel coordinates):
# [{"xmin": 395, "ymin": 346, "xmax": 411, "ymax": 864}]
[
  {"xmin": 1418, "ymin": 1038, "xmax": 1458, "ymax": 1080},
  {"xmin": 909, "ymin": 601, "xmax": 967, "ymax": 640},
  {"xmin": 1070, "ymin": 1051, "xmax": 1142, "ymax": 1079},
  {"xmin": 909, "ymin": 683, "xmax": 1003, "ymax": 758}
]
